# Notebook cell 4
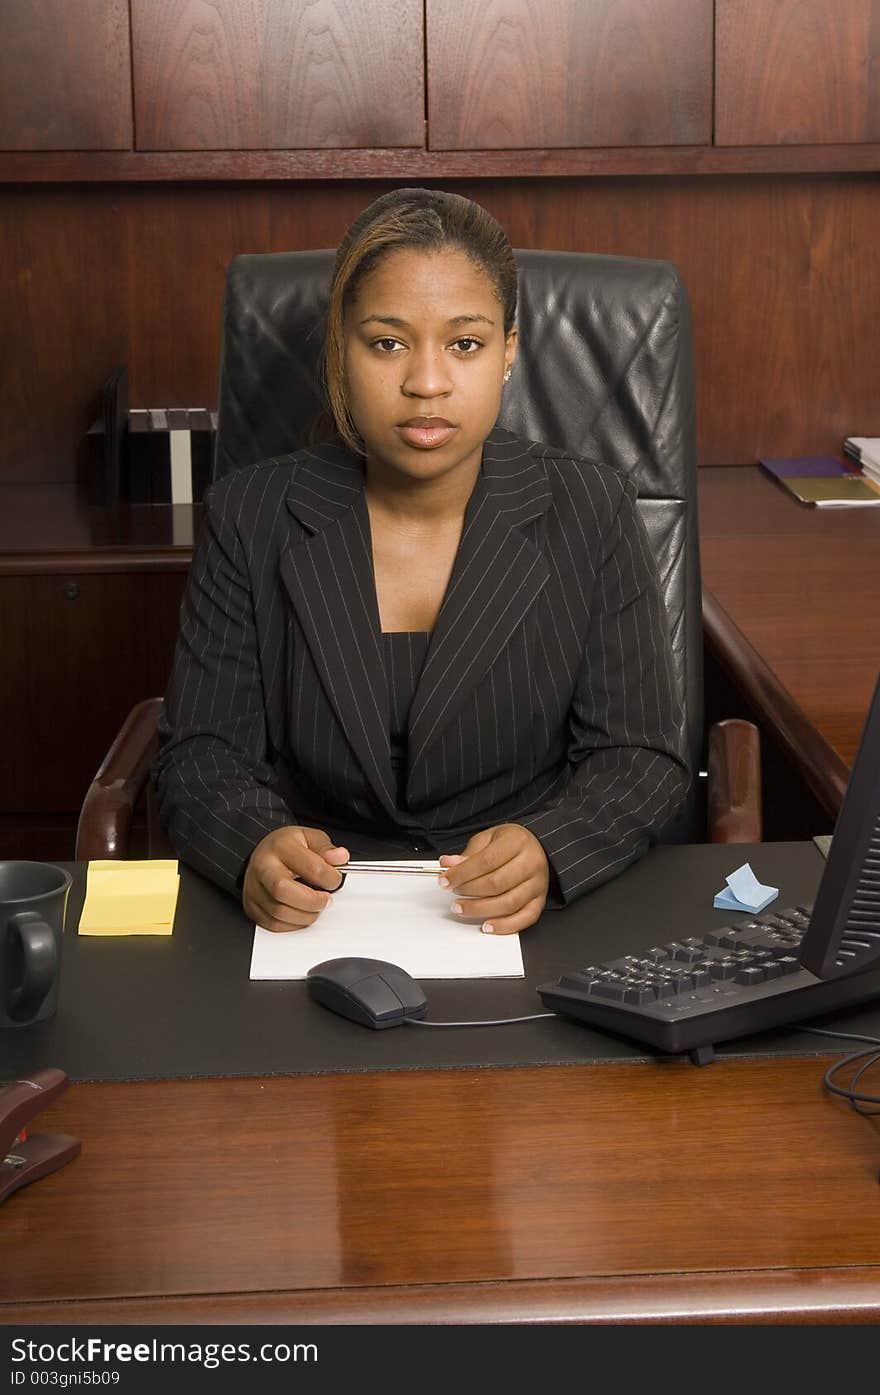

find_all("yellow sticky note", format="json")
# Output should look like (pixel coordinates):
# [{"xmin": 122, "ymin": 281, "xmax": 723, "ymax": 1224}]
[{"xmin": 79, "ymin": 859, "xmax": 180, "ymax": 936}]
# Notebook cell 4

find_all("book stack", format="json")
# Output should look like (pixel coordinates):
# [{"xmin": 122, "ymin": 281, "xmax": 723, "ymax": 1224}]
[
  {"xmin": 87, "ymin": 399, "xmax": 217, "ymax": 505},
  {"xmin": 844, "ymin": 437, "xmax": 880, "ymax": 491},
  {"xmin": 87, "ymin": 365, "xmax": 128, "ymax": 504},
  {"xmin": 127, "ymin": 408, "xmax": 217, "ymax": 504},
  {"xmin": 758, "ymin": 454, "xmax": 880, "ymax": 507}
]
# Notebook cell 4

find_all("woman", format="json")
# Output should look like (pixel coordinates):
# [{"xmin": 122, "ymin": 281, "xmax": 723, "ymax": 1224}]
[{"xmin": 154, "ymin": 187, "xmax": 690, "ymax": 936}]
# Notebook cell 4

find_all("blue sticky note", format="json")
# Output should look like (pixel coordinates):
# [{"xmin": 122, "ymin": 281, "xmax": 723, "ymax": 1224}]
[
  {"xmin": 713, "ymin": 862, "xmax": 778, "ymax": 914},
  {"xmin": 713, "ymin": 886, "xmax": 748, "ymax": 911}
]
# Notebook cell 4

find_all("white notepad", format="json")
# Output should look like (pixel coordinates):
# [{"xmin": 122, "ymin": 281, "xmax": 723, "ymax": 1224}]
[{"xmin": 249, "ymin": 865, "xmax": 524, "ymax": 980}]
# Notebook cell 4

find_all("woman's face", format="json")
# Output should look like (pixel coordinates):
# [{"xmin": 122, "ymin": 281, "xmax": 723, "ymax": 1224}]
[{"xmin": 343, "ymin": 244, "xmax": 517, "ymax": 487}]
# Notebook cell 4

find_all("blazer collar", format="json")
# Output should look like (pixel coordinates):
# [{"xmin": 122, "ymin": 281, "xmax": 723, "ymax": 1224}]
[
  {"xmin": 280, "ymin": 428, "xmax": 554, "ymax": 811},
  {"xmin": 283, "ymin": 436, "xmax": 365, "ymax": 533},
  {"xmin": 283, "ymin": 428, "xmax": 553, "ymax": 534}
]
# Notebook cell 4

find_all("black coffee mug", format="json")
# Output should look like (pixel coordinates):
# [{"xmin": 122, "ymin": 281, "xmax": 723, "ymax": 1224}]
[{"xmin": 0, "ymin": 861, "xmax": 71, "ymax": 1028}]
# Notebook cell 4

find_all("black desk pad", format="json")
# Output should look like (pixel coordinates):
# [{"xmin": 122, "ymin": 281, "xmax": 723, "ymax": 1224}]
[{"xmin": 4, "ymin": 841, "xmax": 878, "ymax": 1082}]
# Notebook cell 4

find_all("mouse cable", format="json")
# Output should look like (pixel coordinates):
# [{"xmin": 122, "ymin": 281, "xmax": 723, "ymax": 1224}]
[
  {"xmin": 404, "ymin": 1012, "xmax": 557, "ymax": 1028},
  {"xmin": 799, "ymin": 1026, "xmax": 880, "ymax": 1115}
]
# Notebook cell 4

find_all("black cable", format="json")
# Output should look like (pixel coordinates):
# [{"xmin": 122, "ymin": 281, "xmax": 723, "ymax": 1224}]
[
  {"xmin": 799, "ymin": 1026, "xmax": 880, "ymax": 1115},
  {"xmin": 801, "ymin": 1027, "xmax": 880, "ymax": 1048},
  {"xmin": 404, "ymin": 1012, "xmax": 557, "ymax": 1028}
]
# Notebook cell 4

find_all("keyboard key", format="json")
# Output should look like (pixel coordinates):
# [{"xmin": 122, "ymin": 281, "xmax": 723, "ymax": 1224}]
[
  {"xmin": 590, "ymin": 981, "xmax": 627, "ymax": 1001},
  {"xmin": 653, "ymin": 980, "xmax": 678, "ymax": 998},
  {"xmin": 738, "ymin": 932, "xmax": 790, "ymax": 953},
  {"xmin": 761, "ymin": 914, "xmax": 806, "ymax": 937},
  {"xmin": 708, "ymin": 960, "xmax": 738, "ymax": 980},
  {"xmin": 735, "ymin": 966, "xmax": 766, "ymax": 985},
  {"xmin": 704, "ymin": 930, "xmax": 748, "ymax": 950},
  {"xmin": 668, "ymin": 973, "xmax": 697, "ymax": 990},
  {"xmin": 624, "ymin": 984, "xmax": 658, "ymax": 1005},
  {"xmin": 664, "ymin": 942, "xmax": 704, "ymax": 962},
  {"xmin": 776, "ymin": 956, "xmax": 802, "ymax": 975},
  {"xmin": 559, "ymin": 971, "xmax": 596, "ymax": 991}
]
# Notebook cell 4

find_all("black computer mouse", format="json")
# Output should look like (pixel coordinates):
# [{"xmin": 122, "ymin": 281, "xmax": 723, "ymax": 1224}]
[{"xmin": 306, "ymin": 957, "xmax": 429, "ymax": 1029}]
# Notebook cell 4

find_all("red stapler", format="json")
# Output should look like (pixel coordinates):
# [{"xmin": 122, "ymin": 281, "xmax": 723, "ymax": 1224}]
[{"xmin": 0, "ymin": 1067, "xmax": 81, "ymax": 1204}]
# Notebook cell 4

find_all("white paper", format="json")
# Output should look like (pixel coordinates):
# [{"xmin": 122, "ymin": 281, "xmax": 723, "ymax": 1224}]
[{"xmin": 249, "ymin": 865, "xmax": 524, "ymax": 980}]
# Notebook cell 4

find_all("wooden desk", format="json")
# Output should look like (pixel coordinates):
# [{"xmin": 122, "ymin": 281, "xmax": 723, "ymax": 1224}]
[
  {"xmin": 4, "ymin": 1058, "xmax": 880, "ymax": 1325},
  {"xmin": 698, "ymin": 465, "xmax": 880, "ymax": 817},
  {"xmin": 4, "ymin": 843, "xmax": 880, "ymax": 1326}
]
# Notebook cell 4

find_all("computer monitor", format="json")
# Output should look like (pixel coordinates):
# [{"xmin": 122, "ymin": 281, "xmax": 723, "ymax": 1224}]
[{"xmin": 800, "ymin": 668, "xmax": 880, "ymax": 980}]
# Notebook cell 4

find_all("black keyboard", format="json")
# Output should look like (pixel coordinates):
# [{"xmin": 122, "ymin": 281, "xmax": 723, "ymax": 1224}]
[{"xmin": 537, "ymin": 905, "xmax": 880, "ymax": 1063}]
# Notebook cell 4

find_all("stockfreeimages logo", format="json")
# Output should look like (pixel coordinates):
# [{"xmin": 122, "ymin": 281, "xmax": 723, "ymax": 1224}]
[{"xmin": 10, "ymin": 1336, "xmax": 318, "ymax": 1373}]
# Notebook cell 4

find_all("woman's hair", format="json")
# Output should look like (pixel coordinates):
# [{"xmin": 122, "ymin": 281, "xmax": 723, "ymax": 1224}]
[{"xmin": 321, "ymin": 187, "xmax": 518, "ymax": 453}]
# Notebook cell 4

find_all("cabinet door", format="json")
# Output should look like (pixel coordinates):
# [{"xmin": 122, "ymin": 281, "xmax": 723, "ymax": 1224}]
[
  {"xmin": 716, "ymin": 0, "xmax": 880, "ymax": 146},
  {"xmin": 131, "ymin": 0, "xmax": 425, "ymax": 150},
  {"xmin": 427, "ymin": 0, "xmax": 712, "ymax": 149},
  {"xmin": 0, "ymin": 0, "xmax": 132, "ymax": 150},
  {"xmin": 0, "ymin": 571, "xmax": 185, "ymax": 814}
]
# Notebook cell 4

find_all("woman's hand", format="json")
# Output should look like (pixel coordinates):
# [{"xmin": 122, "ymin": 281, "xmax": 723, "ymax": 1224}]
[
  {"xmin": 438, "ymin": 823, "xmax": 550, "ymax": 934},
  {"xmin": 242, "ymin": 826, "xmax": 349, "ymax": 932}
]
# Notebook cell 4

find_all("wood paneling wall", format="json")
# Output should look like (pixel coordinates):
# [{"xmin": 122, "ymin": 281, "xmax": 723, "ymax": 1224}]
[
  {"xmin": 427, "ymin": 0, "xmax": 712, "ymax": 149},
  {"xmin": 2, "ymin": 1, "xmax": 879, "ymax": 483},
  {"xmin": 3, "ymin": 175, "xmax": 879, "ymax": 483},
  {"xmin": 130, "ymin": 0, "xmax": 425, "ymax": 150},
  {"xmin": 0, "ymin": 0, "xmax": 132, "ymax": 151},
  {"xmin": 716, "ymin": 0, "xmax": 880, "ymax": 146}
]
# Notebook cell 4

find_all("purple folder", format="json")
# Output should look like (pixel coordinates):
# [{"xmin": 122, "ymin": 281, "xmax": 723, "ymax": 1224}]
[{"xmin": 759, "ymin": 456, "xmax": 850, "ymax": 478}]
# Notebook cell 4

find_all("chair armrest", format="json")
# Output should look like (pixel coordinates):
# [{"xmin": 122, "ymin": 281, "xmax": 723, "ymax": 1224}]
[
  {"xmin": 75, "ymin": 698, "xmax": 163, "ymax": 860},
  {"xmin": 706, "ymin": 718, "xmax": 762, "ymax": 844}
]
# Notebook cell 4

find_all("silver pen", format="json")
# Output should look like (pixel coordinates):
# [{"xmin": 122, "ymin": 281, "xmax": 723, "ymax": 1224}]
[{"xmin": 337, "ymin": 860, "xmax": 443, "ymax": 876}]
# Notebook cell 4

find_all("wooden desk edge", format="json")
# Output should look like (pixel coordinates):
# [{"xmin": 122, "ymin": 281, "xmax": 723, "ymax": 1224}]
[
  {"xmin": 4, "ymin": 1268, "xmax": 880, "ymax": 1326},
  {"xmin": 702, "ymin": 587, "xmax": 850, "ymax": 818}
]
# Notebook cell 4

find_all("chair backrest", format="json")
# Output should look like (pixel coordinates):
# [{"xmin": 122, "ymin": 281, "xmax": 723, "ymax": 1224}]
[{"xmin": 214, "ymin": 248, "xmax": 702, "ymax": 839}]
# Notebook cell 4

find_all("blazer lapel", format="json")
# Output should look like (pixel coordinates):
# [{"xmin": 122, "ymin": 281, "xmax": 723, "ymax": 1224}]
[
  {"xmin": 279, "ymin": 442, "xmax": 397, "ymax": 817},
  {"xmin": 407, "ymin": 431, "xmax": 553, "ymax": 774}
]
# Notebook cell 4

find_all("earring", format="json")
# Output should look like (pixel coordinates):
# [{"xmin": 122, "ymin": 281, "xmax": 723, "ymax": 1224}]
[{"xmin": 503, "ymin": 368, "xmax": 511, "ymax": 383}]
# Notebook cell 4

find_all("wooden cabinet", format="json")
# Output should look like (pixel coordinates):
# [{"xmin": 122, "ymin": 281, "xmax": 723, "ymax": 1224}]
[
  {"xmin": 427, "ymin": 0, "xmax": 713, "ymax": 149},
  {"xmin": 0, "ymin": 488, "xmax": 192, "ymax": 859},
  {"xmin": 0, "ymin": 0, "xmax": 132, "ymax": 150},
  {"xmin": 4, "ymin": 0, "xmax": 880, "ymax": 171},
  {"xmin": 130, "ymin": 0, "xmax": 425, "ymax": 150},
  {"xmin": 716, "ymin": 0, "xmax": 880, "ymax": 146},
  {"xmin": 0, "ymin": 569, "xmax": 185, "ymax": 818}
]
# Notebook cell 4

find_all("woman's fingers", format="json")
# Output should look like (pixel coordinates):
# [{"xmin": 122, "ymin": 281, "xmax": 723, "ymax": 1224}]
[
  {"xmin": 440, "ymin": 824, "xmax": 550, "ymax": 934},
  {"xmin": 247, "ymin": 901, "xmax": 323, "ymax": 933},
  {"xmin": 449, "ymin": 876, "xmax": 546, "ymax": 924},
  {"xmin": 273, "ymin": 827, "xmax": 347, "ymax": 893},
  {"xmin": 440, "ymin": 830, "xmax": 521, "ymax": 896},
  {"xmin": 242, "ymin": 825, "xmax": 348, "ymax": 931},
  {"xmin": 480, "ymin": 895, "xmax": 547, "ymax": 936}
]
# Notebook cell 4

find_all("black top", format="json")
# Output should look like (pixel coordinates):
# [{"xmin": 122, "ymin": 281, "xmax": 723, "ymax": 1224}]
[{"xmin": 380, "ymin": 630, "xmax": 431, "ymax": 809}]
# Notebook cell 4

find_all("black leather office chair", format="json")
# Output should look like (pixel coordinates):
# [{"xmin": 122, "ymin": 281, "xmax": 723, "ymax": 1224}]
[{"xmin": 76, "ymin": 248, "xmax": 760, "ymax": 859}]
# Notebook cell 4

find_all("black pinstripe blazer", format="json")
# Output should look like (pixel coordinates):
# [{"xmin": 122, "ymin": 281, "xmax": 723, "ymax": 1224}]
[{"xmin": 154, "ymin": 427, "xmax": 690, "ymax": 906}]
